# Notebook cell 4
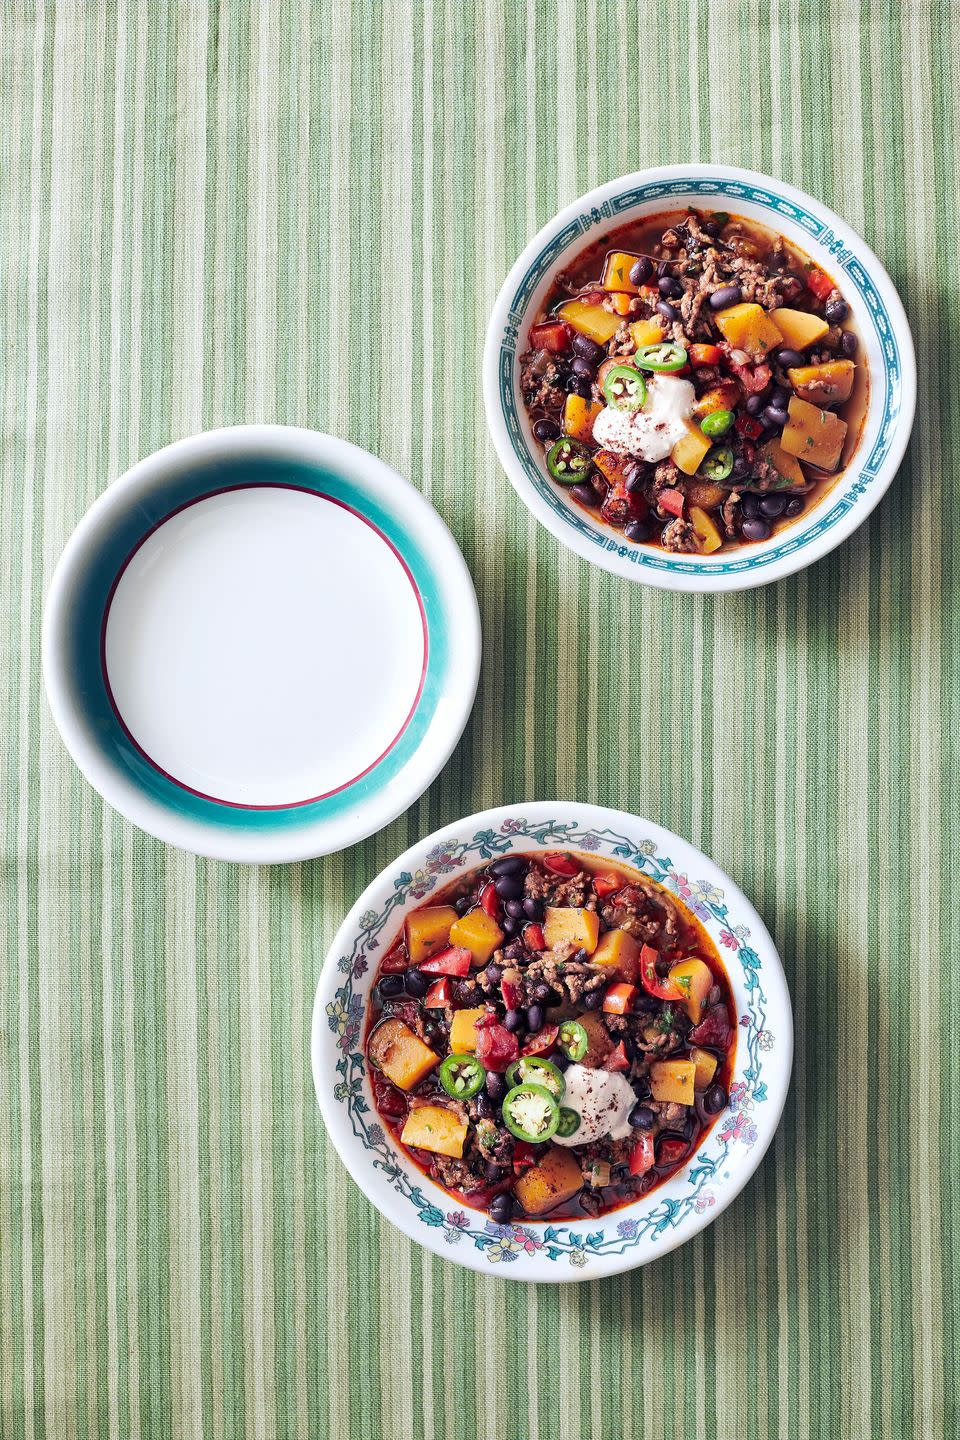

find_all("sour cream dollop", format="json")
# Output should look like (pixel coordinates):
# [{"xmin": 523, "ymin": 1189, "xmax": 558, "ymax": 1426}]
[
  {"xmin": 554, "ymin": 1063, "xmax": 637, "ymax": 1147},
  {"xmin": 592, "ymin": 373, "xmax": 696, "ymax": 463}
]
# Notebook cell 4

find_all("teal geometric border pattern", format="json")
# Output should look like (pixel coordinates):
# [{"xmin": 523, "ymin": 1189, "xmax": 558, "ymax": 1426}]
[
  {"xmin": 327, "ymin": 816, "xmax": 774, "ymax": 1270},
  {"xmin": 497, "ymin": 178, "xmax": 903, "ymax": 577}
]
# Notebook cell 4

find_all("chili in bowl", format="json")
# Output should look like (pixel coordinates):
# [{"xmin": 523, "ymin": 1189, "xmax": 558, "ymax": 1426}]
[{"xmin": 312, "ymin": 803, "xmax": 792, "ymax": 1281}]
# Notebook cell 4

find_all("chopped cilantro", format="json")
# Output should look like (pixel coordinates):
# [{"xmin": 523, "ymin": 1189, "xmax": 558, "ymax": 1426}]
[{"xmin": 657, "ymin": 1005, "xmax": 676, "ymax": 1034}]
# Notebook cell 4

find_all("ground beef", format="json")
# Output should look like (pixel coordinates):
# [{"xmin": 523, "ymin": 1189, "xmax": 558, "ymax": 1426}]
[
  {"xmin": 523, "ymin": 865, "xmax": 593, "ymax": 909},
  {"xmin": 652, "ymin": 459, "xmax": 682, "ymax": 493},
  {"xmin": 721, "ymin": 491, "xmax": 741, "ymax": 538},
  {"xmin": 519, "ymin": 351, "xmax": 564, "ymax": 412},
  {"xmin": 661, "ymin": 517, "xmax": 698, "ymax": 553},
  {"xmin": 432, "ymin": 1152, "xmax": 485, "ymax": 1192},
  {"xmin": 521, "ymin": 958, "xmax": 606, "ymax": 1007}
]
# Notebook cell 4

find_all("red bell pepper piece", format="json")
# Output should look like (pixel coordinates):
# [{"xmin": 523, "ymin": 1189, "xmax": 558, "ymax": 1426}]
[
  {"xmin": 500, "ymin": 970, "xmax": 524, "ymax": 1010},
  {"xmin": 688, "ymin": 1007, "xmax": 733, "ymax": 1049},
  {"xmin": 602, "ymin": 982, "xmax": 638, "ymax": 1015},
  {"xmin": 735, "ymin": 413, "xmax": 764, "ymax": 441},
  {"xmin": 523, "ymin": 922, "xmax": 546, "ymax": 951},
  {"xmin": 657, "ymin": 1136, "xmax": 690, "ymax": 1167},
  {"xmin": 529, "ymin": 319, "xmax": 571, "ymax": 354},
  {"xmin": 424, "ymin": 977, "xmax": 453, "ymax": 1008},
  {"xmin": 592, "ymin": 872, "xmax": 622, "ymax": 900},
  {"xmin": 379, "ymin": 949, "xmax": 409, "ymax": 974},
  {"xmin": 542, "ymin": 852, "xmax": 579, "ymax": 877},
  {"xmin": 372, "ymin": 1074, "xmax": 408, "ymax": 1120},
  {"xmin": 601, "ymin": 1041, "xmax": 630, "ymax": 1073},
  {"xmin": 805, "ymin": 267, "xmax": 835, "ymax": 302},
  {"xmin": 475, "ymin": 1018, "xmax": 519, "ymax": 1073},
  {"xmin": 628, "ymin": 1131, "xmax": 655, "ymax": 1176},
  {"xmin": 479, "ymin": 882, "xmax": 500, "ymax": 919},
  {"xmin": 512, "ymin": 1140, "xmax": 537, "ymax": 1172},
  {"xmin": 418, "ymin": 945, "xmax": 472, "ymax": 977},
  {"xmin": 639, "ymin": 944, "xmax": 685, "ymax": 1001},
  {"xmin": 689, "ymin": 343, "xmax": 722, "ymax": 367},
  {"xmin": 659, "ymin": 487, "xmax": 685, "ymax": 518},
  {"xmin": 521, "ymin": 1025, "xmax": 560, "ymax": 1058}
]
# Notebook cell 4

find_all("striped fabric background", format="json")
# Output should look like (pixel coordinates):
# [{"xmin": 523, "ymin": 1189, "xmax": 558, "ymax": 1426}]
[{"xmin": 0, "ymin": 2, "xmax": 954, "ymax": 1437}]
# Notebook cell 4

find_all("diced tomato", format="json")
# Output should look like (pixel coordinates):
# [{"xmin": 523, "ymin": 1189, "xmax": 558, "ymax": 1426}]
[
  {"xmin": 602, "ymin": 982, "xmax": 638, "ymax": 1015},
  {"xmin": 418, "ymin": 945, "xmax": 472, "ymax": 977},
  {"xmin": 628, "ymin": 1132, "xmax": 655, "ymax": 1177},
  {"xmin": 529, "ymin": 319, "xmax": 571, "ymax": 354},
  {"xmin": 657, "ymin": 1136, "xmax": 690, "ymax": 1167},
  {"xmin": 742, "ymin": 362, "xmax": 772, "ymax": 394},
  {"xmin": 639, "ymin": 944, "xmax": 685, "ymax": 1001},
  {"xmin": 424, "ymin": 977, "xmax": 453, "ymax": 1008},
  {"xmin": 689, "ymin": 343, "xmax": 722, "ymax": 367},
  {"xmin": 512, "ymin": 1141, "xmax": 537, "ymax": 1172},
  {"xmin": 521, "ymin": 1025, "xmax": 560, "ymax": 1058},
  {"xmin": 688, "ymin": 1007, "xmax": 733, "ymax": 1049},
  {"xmin": 579, "ymin": 288, "xmax": 606, "ymax": 307},
  {"xmin": 479, "ymin": 882, "xmax": 500, "ymax": 919},
  {"xmin": 542, "ymin": 852, "xmax": 580, "ymax": 877},
  {"xmin": 609, "ymin": 291, "xmax": 633, "ymax": 315},
  {"xmin": 592, "ymin": 873, "xmax": 622, "ymax": 900},
  {"xmin": 735, "ymin": 413, "xmax": 764, "ymax": 441},
  {"xmin": 601, "ymin": 1041, "xmax": 630, "ymax": 1073},
  {"xmin": 805, "ymin": 267, "xmax": 835, "ymax": 302},
  {"xmin": 500, "ymin": 970, "xmax": 524, "ymax": 1010},
  {"xmin": 523, "ymin": 922, "xmax": 546, "ymax": 951},
  {"xmin": 659, "ymin": 487, "xmax": 685, "ymax": 518},
  {"xmin": 379, "ymin": 948, "xmax": 409, "ymax": 974},
  {"xmin": 372, "ymin": 1076, "xmax": 407, "ymax": 1120},
  {"xmin": 475, "ymin": 1019, "xmax": 520, "ymax": 1073}
]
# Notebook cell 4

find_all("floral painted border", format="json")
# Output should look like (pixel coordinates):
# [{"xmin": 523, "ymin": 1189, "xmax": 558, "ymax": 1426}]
[{"xmin": 327, "ymin": 817, "xmax": 774, "ymax": 1269}]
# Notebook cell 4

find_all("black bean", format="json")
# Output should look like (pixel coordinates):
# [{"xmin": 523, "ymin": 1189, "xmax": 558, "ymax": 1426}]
[
  {"xmin": 503, "ymin": 1009, "xmax": 524, "ymax": 1033},
  {"xmin": 629, "ymin": 256, "xmax": 653, "ymax": 286},
  {"xmin": 785, "ymin": 496, "xmax": 804, "ymax": 517},
  {"xmin": 378, "ymin": 973, "xmax": 404, "ymax": 1000},
  {"xmin": 571, "ymin": 356, "xmax": 596, "ymax": 380},
  {"xmin": 741, "ymin": 516, "xmax": 771, "ymax": 542},
  {"xmin": 775, "ymin": 348, "xmax": 805, "ymax": 370},
  {"xmin": 656, "ymin": 300, "xmax": 679, "ymax": 323},
  {"xmin": 490, "ymin": 1192, "xmax": 514, "ymax": 1224},
  {"xmin": 504, "ymin": 899, "xmax": 525, "ymax": 919},
  {"xmin": 485, "ymin": 962, "xmax": 502, "ymax": 986},
  {"xmin": 404, "ymin": 969, "xmax": 430, "ymax": 998},
  {"xmin": 568, "ymin": 375, "xmax": 592, "ymax": 398},
  {"xmin": 570, "ymin": 482, "xmax": 599, "ymax": 508},
  {"xmin": 485, "ymin": 1161, "xmax": 507, "ymax": 1183},
  {"xmin": 740, "ymin": 492, "xmax": 761, "ymax": 519},
  {"xmin": 526, "ymin": 1004, "xmax": 544, "ymax": 1033},
  {"xmin": 571, "ymin": 333, "xmax": 604, "ymax": 363},
  {"xmin": 553, "ymin": 1053, "xmax": 569, "ymax": 1072},
  {"xmin": 486, "ymin": 1071, "xmax": 506, "ymax": 1102},
  {"xmin": 629, "ymin": 1103, "xmax": 656, "ymax": 1130},
  {"xmin": 840, "ymin": 329, "xmax": 858, "ymax": 357},
  {"xmin": 490, "ymin": 855, "xmax": 526, "ymax": 876},
  {"xmin": 532, "ymin": 417, "xmax": 561, "ymax": 444},
  {"xmin": 625, "ymin": 461, "xmax": 648, "ymax": 492},
  {"xmin": 657, "ymin": 260, "xmax": 671, "ymax": 279},
  {"xmin": 658, "ymin": 275, "xmax": 683, "ymax": 298},
  {"xmin": 762, "ymin": 404, "xmax": 789, "ymax": 428},
  {"xmin": 709, "ymin": 283, "xmax": 742, "ymax": 310},
  {"xmin": 501, "ymin": 916, "xmax": 519, "ymax": 937},
  {"xmin": 682, "ymin": 1114, "xmax": 697, "ymax": 1139},
  {"xmin": 745, "ymin": 392, "xmax": 766, "ymax": 417},
  {"xmin": 770, "ymin": 385, "xmax": 790, "ymax": 409},
  {"xmin": 704, "ymin": 1083, "xmax": 727, "ymax": 1114},
  {"xmin": 759, "ymin": 493, "xmax": 787, "ymax": 519},
  {"xmin": 824, "ymin": 296, "xmax": 848, "ymax": 325},
  {"xmin": 522, "ymin": 897, "xmax": 545, "ymax": 922},
  {"xmin": 731, "ymin": 452, "xmax": 754, "ymax": 481},
  {"xmin": 494, "ymin": 873, "xmax": 524, "ymax": 900},
  {"xmin": 583, "ymin": 989, "xmax": 603, "ymax": 1011},
  {"xmin": 702, "ymin": 219, "xmax": 721, "ymax": 237},
  {"xmin": 474, "ymin": 1092, "xmax": 493, "ymax": 1119},
  {"xmin": 530, "ymin": 983, "xmax": 551, "ymax": 1004},
  {"xmin": 624, "ymin": 518, "xmax": 654, "ymax": 543}
]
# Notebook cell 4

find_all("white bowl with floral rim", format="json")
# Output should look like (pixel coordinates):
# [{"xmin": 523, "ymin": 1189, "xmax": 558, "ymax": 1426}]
[
  {"xmin": 483, "ymin": 164, "xmax": 916, "ymax": 592},
  {"xmin": 311, "ymin": 802, "xmax": 792, "ymax": 1282}
]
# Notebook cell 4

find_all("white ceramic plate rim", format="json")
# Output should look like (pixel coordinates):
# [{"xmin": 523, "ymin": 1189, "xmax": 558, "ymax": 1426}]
[
  {"xmin": 42, "ymin": 425, "xmax": 481, "ymax": 863},
  {"xmin": 482, "ymin": 163, "xmax": 916, "ymax": 592},
  {"xmin": 311, "ymin": 802, "xmax": 793, "ymax": 1282}
]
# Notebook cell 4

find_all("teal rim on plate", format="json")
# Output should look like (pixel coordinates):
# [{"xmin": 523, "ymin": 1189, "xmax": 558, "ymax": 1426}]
[{"xmin": 490, "ymin": 170, "xmax": 915, "ymax": 583}]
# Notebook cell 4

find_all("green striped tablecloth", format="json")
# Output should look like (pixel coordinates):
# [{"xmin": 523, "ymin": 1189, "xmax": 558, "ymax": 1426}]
[{"xmin": 1, "ymin": 3, "xmax": 954, "ymax": 1437}]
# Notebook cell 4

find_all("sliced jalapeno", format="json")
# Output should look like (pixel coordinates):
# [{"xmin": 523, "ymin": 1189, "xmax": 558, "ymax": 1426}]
[
  {"xmin": 502, "ymin": 1083, "xmax": 561, "ymax": 1143},
  {"xmin": 558, "ymin": 1019, "xmax": 589, "ymax": 1062},
  {"xmin": 439, "ymin": 1053, "xmax": 486, "ymax": 1101},
  {"xmin": 557, "ymin": 1106, "xmax": 581, "ymax": 1138},
  {"xmin": 505, "ymin": 1056, "xmax": 565, "ymax": 1099},
  {"xmin": 602, "ymin": 364, "xmax": 647, "ymax": 413},
  {"xmin": 700, "ymin": 445, "xmax": 734, "ymax": 482},
  {"xmin": 634, "ymin": 342, "xmax": 688, "ymax": 373},
  {"xmin": 546, "ymin": 436, "xmax": 593, "ymax": 484},
  {"xmin": 700, "ymin": 408, "xmax": 733, "ymax": 438}
]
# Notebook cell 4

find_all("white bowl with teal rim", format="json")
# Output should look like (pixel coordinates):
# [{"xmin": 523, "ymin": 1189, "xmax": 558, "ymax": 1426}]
[
  {"xmin": 42, "ymin": 426, "xmax": 480, "ymax": 863},
  {"xmin": 483, "ymin": 164, "xmax": 916, "ymax": 592},
  {"xmin": 311, "ymin": 802, "xmax": 792, "ymax": 1282}
]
